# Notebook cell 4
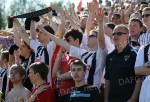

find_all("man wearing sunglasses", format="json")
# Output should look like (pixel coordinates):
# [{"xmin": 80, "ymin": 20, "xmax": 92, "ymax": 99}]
[
  {"xmin": 104, "ymin": 24, "xmax": 137, "ymax": 102},
  {"xmin": 138, "ymin": 7, "xmax": 150, "ymax": 46}
]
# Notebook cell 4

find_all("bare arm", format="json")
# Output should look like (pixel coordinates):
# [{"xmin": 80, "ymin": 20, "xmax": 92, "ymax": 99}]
[
  {"xmin": 84, "ymin": 2, "xmax": 96, "ymax": 35},
  {"xmin": 57, "ymin": 71, "xmax": 72, "ymax": 80},
  {"xmin": 39, "ymin": 26, "xmax": 71, "ymax": 51},
  {"xmin": 52, "ymin": 49, "xmax": 62, "ymax": 78},
  {"xmin": 30, "ymin": 20, "xmax": 37, "ymax": 40},
  {"xmin": 64, "ymin": 8, "xmax": 82, "ymax": 32},
  {"xmin": 128, "ymin": 77, "xmax": 143, "ymax": 102},
  {"xmin": 13, "ymin": 22, "xmax": 21, "ymax": 47},
  {"xmin": 135, "ymin": 66, "xmax": 150, "ymax": 76},
  {"xmin": 13, "ymin": 18, "xmax": 31, "ymax": 46},
  {"xmin": 70, "ymin": 3, "xmax": 80, "ymax": 25},
  {"xmin": 95, "ymin": 8, "xmax": 105, "ymax": 50},
  {"xmin": 55, "ymin": 10, "xmax": 65, "ymax": 39},
  {"xmin": 104, "ymin": 79, "xmax": 110, "ymax": 102}
]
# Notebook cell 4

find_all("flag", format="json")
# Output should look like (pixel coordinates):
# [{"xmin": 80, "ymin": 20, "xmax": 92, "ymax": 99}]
[{"xmin": 78, "ymin": 0, "xmax": 82, "ymax": 12}]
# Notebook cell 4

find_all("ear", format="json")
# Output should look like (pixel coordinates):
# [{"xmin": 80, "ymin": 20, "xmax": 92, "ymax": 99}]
[
  {"xmin": 22, "ymin": 75, "xmax": 25, "ymax": 80},
  {"xmin": 140, "ymin": 27, "xmax": 143, "ymax": 32},
  {"xmin": 75, "ymin": 38, "xmax": 79, "ymax": 44}
]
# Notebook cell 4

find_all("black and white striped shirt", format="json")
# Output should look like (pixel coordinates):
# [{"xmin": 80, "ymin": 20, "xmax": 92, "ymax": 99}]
[{"xmin": 138, "ymin": 32, "xmax": 150, "ymax": 46}]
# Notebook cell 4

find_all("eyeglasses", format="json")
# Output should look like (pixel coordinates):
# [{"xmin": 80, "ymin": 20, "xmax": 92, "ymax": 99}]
[
  {"xmin": 112, "ymin": 32, "xmax": 127, "ymax": 36},
  {"xmin": 88, "ymin": 34, "xmax": 97, "ymax": 38},
  {"xmin": 142, "ymin": 14, "xmax": 150, "ymax": 18}
]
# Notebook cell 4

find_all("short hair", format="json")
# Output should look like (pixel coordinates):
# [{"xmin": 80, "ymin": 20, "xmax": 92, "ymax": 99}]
[
  {"xmin": 64, "ymin": 29, "xmax": 83, "ymax": 44},
  {"xmin": 112, "ymin": 13, "xmax": 121, "ymax": 19},
  {"xmin": 43, "ymin": 25, "xmax": 55, "ymax": 35},
  {"xmin": 129, "ymin": 18, "xmax": 143, "ymax": 27},
  {"xmin": 143, "ymin": 7, "xmax": 150, "ymax": 12},
  {"xmin": 105, "ymin": 23, "xmax": 116, "ymax": 30},
  {"xmin": 29, "ymin": 62, "xmax": 48, "ymax": 81},
  {"xmin": 21, "ymin": 40, "xmax": 31, "ymax": 49},
  {"xmin": 10, "ymin": 64, "xmax": 26, "ymax": 77},
  {"xmin": 70, "ymin": 60, "xmax": 86, "ymax": 71},
  {"xmin": 114, "ymin": 24, "xmax": 129, "ymax": 34},
  {"xmin": 1, "ymin": 50, "xmax": 9, "ymax": 62}
]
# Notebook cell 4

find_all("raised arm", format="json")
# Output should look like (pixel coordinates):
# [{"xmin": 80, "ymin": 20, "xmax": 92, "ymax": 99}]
[
  {"xmin": 30, "ymin": 20, "xmax": 37, "ymax": 40},
  {"xmin": 95, "ymin": 8, "xmax": 105, "ymax": 50},
  {"xmin": 55, "ymin": 10, "xmax": 65, "ymax": 39},
  {"xmin": 13, "ymin": 21, "xmax": 21, "ymax": 47},
  {"xmin": 70, "ymin": 3, "xmax": 80, "ymax": 25},
  {"xmin": 13, "ymin": 18, "xmax": 31, "ymax": 46},
  {"xmin": 84, "ymin": 1, "xmax": 97, "ymax": 35},
  {"xmin": 52, "ymin": 48, "xmax": 62, "ymax": 78},
  {"xmin": 64, "ymin": 7, "xmax": 82, "ymax": 32},
  {"xmin": 39, "ymin": 26, "xmax": 71, "ymax": 51}
]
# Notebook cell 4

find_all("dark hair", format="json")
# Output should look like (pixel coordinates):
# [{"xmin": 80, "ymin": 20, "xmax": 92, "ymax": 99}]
[
  {"xmin": 129, "ymin": 18, "xmax": 143, "ymax": 27},
  {"xmin": 9, "ymin": 44, "xmax": 19, "ymax": 55},
  {"xmin": 22, "ymin": 40, "xmax": 31, "ymax": 49},
  {"xmin": 64, "ymin": 29, "xmax": 83, "ymax": 44},
  {"xmin": 10, "ymin": 64, "xmax": 26, "ymax": 77},
  {"xmin": 105, "ymin": 23, "xmax": 116, "ymax": 30},
  {"xmin": 29, "ymin": 62, "xmax": 48, "ymax": 81},
  {"xmin": 112, "ymin": 14, "xmax": 121, "ymax": 19},
  {"xmin": 43, "ymin": 25, "xmax": 55, "ymax": 35},
  {"xmin": 70, "ymin": 60, "xmax": 86, "ymax": 71}
]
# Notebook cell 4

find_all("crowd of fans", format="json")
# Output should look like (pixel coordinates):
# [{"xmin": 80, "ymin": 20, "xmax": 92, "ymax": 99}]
[{"xmin": 0, "ymin": 0, "xmax": 150, "ymax": 102}]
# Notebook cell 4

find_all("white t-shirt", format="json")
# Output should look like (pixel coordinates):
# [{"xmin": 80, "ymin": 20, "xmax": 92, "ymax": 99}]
[
  {"xmin": 69, "ymin": 45, "xmax": 107, "ymax": 87},
  {"xmin": 104, "ymin": 34, "xmax": 115, "ymax": 54},
  {"xmin": 30, "ymin": 40, "xmax": 56, "ymax": 85}
]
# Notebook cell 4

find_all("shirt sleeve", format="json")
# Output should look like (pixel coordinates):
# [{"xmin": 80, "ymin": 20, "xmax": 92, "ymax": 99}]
[
  {"xmin": 69, "ymin": 45, "xmax": 87, "ymax": 59},
  {"xmin": 134, "ymin": 45, "xmax": 145, "ymax": 68}
]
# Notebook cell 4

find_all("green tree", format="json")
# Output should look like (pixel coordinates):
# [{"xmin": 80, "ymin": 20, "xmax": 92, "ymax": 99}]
[
  {"xmin": 0, "ymin": 0, "xmax": 6, "ymax": 29},
  {"xmin": 7, "ymin": 0, "xmax": 46, "ymax": 15}
]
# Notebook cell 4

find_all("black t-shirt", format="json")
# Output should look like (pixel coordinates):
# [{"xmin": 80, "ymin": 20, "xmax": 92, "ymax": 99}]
[
  {"xmin": 68, "ymin": 85, "xmax": 100, "ymax": 102},
  {"xmin": 21, "ymin": 52, "xmax": 35, "ymax": 91},
  {"xmin": 105, "ymin": 45, "xmax": 137, "ymax": 102}
]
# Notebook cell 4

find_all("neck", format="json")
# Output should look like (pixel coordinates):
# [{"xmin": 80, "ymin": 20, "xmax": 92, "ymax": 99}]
[
  {"xmin": 36, "ymin": 79, "xmax": 46, "ymax": 87},
  {"xmin": 130, "ymin": 36, "xmax": 139, "ymax": 41},
  {"xmin": 41, "ymin": 40, "xmax": 50, "ymax": 46},
  {"xmin": 24, "ymin": 52, "xmax": 31, "ymax": 59},
  {"xmin": 146, "ymin": 26, "xmax": 150, "ymax": 32},
  {"xmin": 89, "ymin": 45, "xmax": 98, "ymax": 51},
  {"xmin": 13, "ymin": 82, "xmax": 24, "ymax": 90},
  {"xmin": 116, "ymin": 43, "xmax": 127, "ymax": 53},
  {"xmin": 75, "ymin": 80, "xmax": 86, "ymax": 87}
]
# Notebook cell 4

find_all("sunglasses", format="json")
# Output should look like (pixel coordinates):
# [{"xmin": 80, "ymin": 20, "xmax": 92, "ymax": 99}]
[
  {"xmin": 112, "ymin": 32, "xmax": 127, "ymax": 36},
  {"xmin": 142, "ymin": 14, "xmax": 150, "ymax": 18},
  {"xmin": 88, "ymin": 34, "xmax": 97, "ymax": 38}
]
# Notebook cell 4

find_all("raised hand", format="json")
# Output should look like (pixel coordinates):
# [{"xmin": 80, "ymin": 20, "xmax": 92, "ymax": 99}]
[{"xmin": 95, "ymin": 8, "xmax": 104, "ymax": 22}]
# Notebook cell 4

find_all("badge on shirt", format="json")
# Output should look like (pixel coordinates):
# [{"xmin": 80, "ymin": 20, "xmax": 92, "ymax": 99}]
[{"xmin": 124, "ymin": 55, "xmax": 130, "ymax": 61}]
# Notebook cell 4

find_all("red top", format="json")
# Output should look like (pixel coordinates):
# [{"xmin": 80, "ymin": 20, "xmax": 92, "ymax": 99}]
[
  {"xmin": 30, "ymin": 83, "xmax": 55, "ymax": 102},
  {"xmin": 59, "ymin": 55, "xmax": 76, "ymax": 95}
]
